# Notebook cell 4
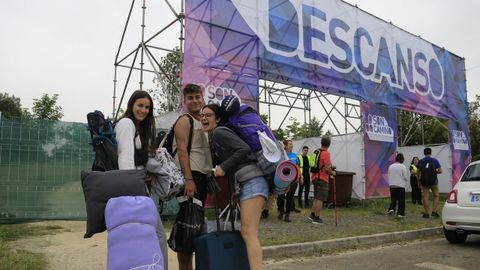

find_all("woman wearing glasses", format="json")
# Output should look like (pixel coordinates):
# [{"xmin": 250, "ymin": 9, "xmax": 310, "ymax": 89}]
[{"xmin": 200, "ymin": 103, "xmax": 267, "ymax": 270}]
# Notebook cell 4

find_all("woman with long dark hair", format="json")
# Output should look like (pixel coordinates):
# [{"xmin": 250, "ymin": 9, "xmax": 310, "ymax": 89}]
[
  {"xmin": 201, "ymin": 103, "xmax": 268, "ymax": 270},
  {"xmin": 114, "ymin": 90, "xmax": 168, "ymax": 269},
  {"xmin": 409, "ymin": 156, "xmax": 422, "ymax": 204},
  {"xmin": 115, "ymin": 90, "xmax": 156, "ymax": 169}
]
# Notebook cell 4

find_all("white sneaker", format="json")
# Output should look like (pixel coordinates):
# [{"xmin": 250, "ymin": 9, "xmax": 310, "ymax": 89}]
[
  {"xmin": 397, "ymin": 214, "xmax": 405, "ymax": 218},
  {"xmin": 386, "ymin": 209, "xmax": 394, "ymax": 215}
]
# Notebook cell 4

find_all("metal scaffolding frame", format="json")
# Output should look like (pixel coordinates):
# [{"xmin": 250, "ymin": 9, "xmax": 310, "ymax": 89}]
[{"xmin": 113, "ymin": 0, "xmax": 361, "ymax": 135}]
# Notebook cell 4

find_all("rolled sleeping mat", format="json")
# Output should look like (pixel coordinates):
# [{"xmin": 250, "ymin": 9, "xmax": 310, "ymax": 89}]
[
  {"xmin": 105, "ymin": 196, "xmax": 163, "ymax": 270},
  {"xmin": 274, "ymin": 160, "xmax": 299, "ymax": 194}
]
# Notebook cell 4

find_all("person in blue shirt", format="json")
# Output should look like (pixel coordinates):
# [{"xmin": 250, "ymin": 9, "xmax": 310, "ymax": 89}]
[
  {"xmin": 277, "ymin": 140, "xmax": 302, "ymax": 222},
  {"xmin": 417, "ymin": 147, "xmax": 443, "ymax": 219}
]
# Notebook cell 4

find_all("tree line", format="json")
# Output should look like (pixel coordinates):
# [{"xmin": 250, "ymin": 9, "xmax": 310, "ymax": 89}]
[{"xmin": 0, "ymin": 92, "xmax": 63, "ymax": 120}]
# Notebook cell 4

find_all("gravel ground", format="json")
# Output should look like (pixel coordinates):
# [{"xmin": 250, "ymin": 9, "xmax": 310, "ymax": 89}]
[{"xmin": 7, "ymin": 201, "xmax": 442, "ymax": 269}]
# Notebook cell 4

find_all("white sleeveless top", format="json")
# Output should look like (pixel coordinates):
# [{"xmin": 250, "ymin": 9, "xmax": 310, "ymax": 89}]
[{"xmin": 174, "ymin": 115, "xmax": 212, "ymax": 174}]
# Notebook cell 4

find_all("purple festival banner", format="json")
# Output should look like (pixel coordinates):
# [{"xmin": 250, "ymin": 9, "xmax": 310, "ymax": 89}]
[
  {"xmin": 183, "ymin": 0, "xmax": 470, "ymax": 186},
  {"xmin": 361, "ymin": 102, "xmax": 398, "ymax": 198},
  {"xmin": 183, "ymin": 0, "xmax": 260, "ymax": 108},
  {"xmin": 449, "ymin": 121, "xmax": 472, "ymax": 186}
]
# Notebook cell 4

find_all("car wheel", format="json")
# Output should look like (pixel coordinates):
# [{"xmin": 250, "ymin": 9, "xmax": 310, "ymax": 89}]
[{"xmin": 443, "ymin": 227, "xmax": 467, "ymax": 244}]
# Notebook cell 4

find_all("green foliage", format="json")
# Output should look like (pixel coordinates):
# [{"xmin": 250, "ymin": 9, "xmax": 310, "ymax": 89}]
[
  {"xmin": 272, "ymin": 128, "xmax": 287, "ymax": 141},
  {"xmin": 21, "ymin": 108, "xmax": 31, "ymax": 119},
  {"xmin": 301, "ymin": 116, "xmax": 323, "ymax": 138},
  {"xmin": 0, "ymin": 242, "xmax": 46, "ymax": 270},
  {"xmin": 283, "ymin": 116, "xmax": 324, "ymax": 139},
  {"xmin": 0, "ymin": 92, "xmax": 30, "ymax": 119},
  {"xmin": 149, "ymin": 47, "xmax": 182, "ymax": 114},
  {"xmin": 0, "ymin": 224, "xmax": 64, "ymax": 241},
  {"xmin": 469, "ymin": 95, "xmax": 480, "ymax": 158},
  {"xmin": 398, "ymin": 95, "xmax": 479, "ymax": 158},
  {"xmin": 260, "ymin": 114, "xmax": 268, "ymax": 124},
  {"xmin": 285, "ymin": 117, "xmax": 302, "ymax": 139},
  {"xmin": 397, "ymin": 111, "xmax": 448, "ymax": 146},
  {"xmin": 32, "ymin": 93, "xmax": 63, "ymax": 120}
]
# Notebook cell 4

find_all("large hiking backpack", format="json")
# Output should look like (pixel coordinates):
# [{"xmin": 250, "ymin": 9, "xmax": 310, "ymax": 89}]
[
  {"xmin": 419, "ymin": 159, "xmax": 437, "ymax": 187},
  {"xmin": 87, "ymin": 111, "xmax": 119, "ymax": 171},
  {"xmin": 309, "ymin": 149, "xmax": 324, "ymax": 173},
  {"xmin": 227, "ymin": 104, "xmax": 277, "ymax": 153}
]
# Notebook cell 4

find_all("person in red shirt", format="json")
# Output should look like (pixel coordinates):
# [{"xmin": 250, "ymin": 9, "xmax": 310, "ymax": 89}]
[{"xmin": 308, "ymin": 136, "xmax": 335, "ymax": 224}]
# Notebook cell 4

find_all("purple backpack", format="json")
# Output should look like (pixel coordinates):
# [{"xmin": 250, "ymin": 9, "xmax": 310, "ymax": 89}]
[{"xmin": 227, "ymin": 104, "xmax": 276, "ymax": 153}]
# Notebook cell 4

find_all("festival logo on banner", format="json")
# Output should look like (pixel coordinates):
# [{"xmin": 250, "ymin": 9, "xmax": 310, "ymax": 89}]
[
  {"xmin": 451, "ymin": 130, "xmax": 469, "ymax": 151},
  {"xmin": 200, "ymin": 83, "xmax": 242, "ymax": 105},
  {"xmin": 361, "ymin": 103, "xmax": 397, "ymax": 198},
  {"xmin": 364, "ymin": 114, "xmax": 394, "ymax": 143}
]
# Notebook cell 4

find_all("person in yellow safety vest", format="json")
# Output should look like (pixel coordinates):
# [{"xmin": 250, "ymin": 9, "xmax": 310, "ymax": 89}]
[
  {"xmin": 409, "ymin": 156, "xmax": 422, "ymax": 205},
  {"xmin": 297, "ymin": 146, "xmax": 311, "ymax": 208}
]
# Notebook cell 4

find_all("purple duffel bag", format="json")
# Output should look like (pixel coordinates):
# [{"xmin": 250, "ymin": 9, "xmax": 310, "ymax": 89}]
[{"xmin": 105, "ymin": 196, "xmax": 163, "ymax": 270}]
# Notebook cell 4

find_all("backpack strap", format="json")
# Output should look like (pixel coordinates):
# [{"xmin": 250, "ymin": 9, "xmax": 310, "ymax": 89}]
[
  {"xmin": 315, "ymin": 149, "xmax": 325, "ymax": 171},
  {"xmin": 186, "ymin": 114, "xmax": 194, "ymax": 154},
  {"xmin": 172, "ymin": 114, "xmax": 194, "ymax": 156}
]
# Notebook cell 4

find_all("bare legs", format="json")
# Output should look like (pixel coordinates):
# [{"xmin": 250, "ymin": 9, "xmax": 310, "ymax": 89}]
[{"xmin": 240, "ymin": 196, "xmax": 264, "ymax": 270}]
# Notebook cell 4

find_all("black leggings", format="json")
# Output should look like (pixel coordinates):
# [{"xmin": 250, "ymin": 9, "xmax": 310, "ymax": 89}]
[
  {"xmin": 297, "ymin": 174, "xmax": 311, "ymax": 205},
  {"xmin": 388, "ymin": 187, "xmax": 406, "ymax": 216},
  {"xmin": 277, "ymin": 182, "xmax": 298, "ymax": 214},
  {"xmin": 410, "ymin": 176, "xmax": 422, "ymax": 204}
]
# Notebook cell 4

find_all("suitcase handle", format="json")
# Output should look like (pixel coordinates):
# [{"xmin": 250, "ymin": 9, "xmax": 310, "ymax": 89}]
[{"xmin": 213, "ymin": 176, "xmax": 236, "ymax": 232}]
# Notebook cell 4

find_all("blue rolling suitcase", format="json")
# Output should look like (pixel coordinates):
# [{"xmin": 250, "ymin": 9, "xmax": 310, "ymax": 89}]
[
  {"xmin": 194, "ymin": 180, "xmax": 249, "ymax": 270},
  {"xmin": 194, "ymin": 230, "xmax": 249, "ymax": 270}
]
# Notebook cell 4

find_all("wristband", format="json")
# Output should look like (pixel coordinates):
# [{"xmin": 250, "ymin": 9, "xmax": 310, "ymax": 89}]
[{"xmin": 185, "ymin": 178, "xmax": 194, "ymax": 181}]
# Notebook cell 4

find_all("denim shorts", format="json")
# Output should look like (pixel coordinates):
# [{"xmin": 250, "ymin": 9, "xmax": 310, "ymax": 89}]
[{"xmin": 239, "ymin": 176, "xmax": 269, "ymax": 202}]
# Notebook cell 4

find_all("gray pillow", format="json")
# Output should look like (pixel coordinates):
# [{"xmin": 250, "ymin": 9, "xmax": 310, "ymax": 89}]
[{"xmin": 81, "ymin": 169, "xmax": 148, "ymax": 238}]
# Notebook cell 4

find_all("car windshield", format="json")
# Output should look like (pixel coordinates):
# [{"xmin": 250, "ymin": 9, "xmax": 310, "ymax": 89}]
[{"xmin": 461, "ymin": 163, "xmax": 480, "ymax": 182}]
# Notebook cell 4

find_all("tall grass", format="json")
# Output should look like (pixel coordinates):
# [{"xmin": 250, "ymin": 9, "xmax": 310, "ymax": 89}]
[{"xmin": 0, "ymin": 223, "xmax": 64, "ymax": 270}]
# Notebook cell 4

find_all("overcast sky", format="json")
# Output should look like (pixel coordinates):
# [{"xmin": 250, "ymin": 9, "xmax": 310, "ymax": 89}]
[{"xmin": 1, "ymin": 0, "xmax": 479, "ymax": 123}]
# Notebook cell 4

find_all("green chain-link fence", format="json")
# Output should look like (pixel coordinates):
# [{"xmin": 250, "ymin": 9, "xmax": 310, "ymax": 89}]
[{"xmin": 0, "ymin": 116, "xmax": 178, "ymax": 222}]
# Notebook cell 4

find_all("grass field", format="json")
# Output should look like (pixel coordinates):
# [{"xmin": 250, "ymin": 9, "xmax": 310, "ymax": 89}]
[
  {"xmin": 0, "ymin": 223, "xmax": 65, "ymax": 270},
  {"xmin": 0, "ymin": 194, "xmax": 447, "ymax": 268},
  {"xmin": 257, "ymin": 194, "xmax": 447, "ymax": 246}
]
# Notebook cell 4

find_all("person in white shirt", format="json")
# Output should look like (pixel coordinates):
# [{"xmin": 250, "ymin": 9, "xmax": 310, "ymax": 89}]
[
  {"xmin": 114, "ymin": 90, "xmax": 168, "ymax": 270},
  {"xmin": 115, "ymin": 90, "xmax": 157, "ymax": 170},
  {"xmin": 387, "ymin": 153, "xmax": 409, "ymax": 218}
]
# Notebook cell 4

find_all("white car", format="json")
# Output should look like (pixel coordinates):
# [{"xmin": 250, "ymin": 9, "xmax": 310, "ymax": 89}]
[{"xmin": 442, "ymin": 160, "xmax": 480, "ymax": 244}]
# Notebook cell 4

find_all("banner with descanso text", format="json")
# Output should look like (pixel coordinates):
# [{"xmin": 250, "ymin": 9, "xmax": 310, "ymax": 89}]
[
  {"xmin": 183, "ymin": 0, "xmax": 470, "ymax": 186},
  {"xmin": 362, "ymin": 102, "xmax": 398, "ymax": 198},
  {"xmin": 184, "ymin": 0, "xmax": 468, "ymax": 122},
  {"xmin": 234, "ymin": 0, "xmax": 468, "ymax": 122}
]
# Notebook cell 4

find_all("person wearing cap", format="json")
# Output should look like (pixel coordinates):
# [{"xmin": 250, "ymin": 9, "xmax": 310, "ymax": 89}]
[
  {"xmin": 201, "ymin": 103, "xmax": 268, "ymax": 270},
  {"xmin": 173, "ymin": 83, "xmax": 212, "ymax": 270}
]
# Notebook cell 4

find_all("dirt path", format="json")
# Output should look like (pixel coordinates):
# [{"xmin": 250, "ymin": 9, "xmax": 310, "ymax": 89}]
[{"xmin": 9, "ymin": 221, "xmax": 180, "ymax": 270}]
